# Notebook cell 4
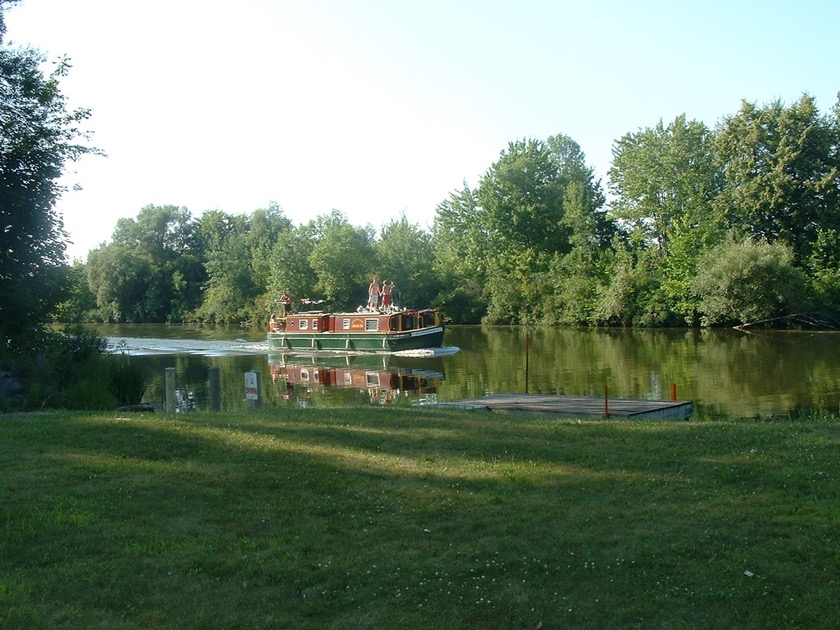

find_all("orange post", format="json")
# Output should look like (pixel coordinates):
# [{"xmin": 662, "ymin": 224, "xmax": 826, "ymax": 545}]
[{"xmin": 671, "ymin": 383, "xmax": 677, "ymax": 401}]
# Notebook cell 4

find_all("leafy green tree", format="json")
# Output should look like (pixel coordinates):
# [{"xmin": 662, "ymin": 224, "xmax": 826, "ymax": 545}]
[
  {"xmin": 546, "ymin": 140, "xmax": 615, "ymax": 325},
  {"xmin": 478, "ymin": 138, "xmax": 571, "ymax": 257},
  {"xmin": 714, "ymin": 95, "xmax": 840, "ymax": 264},
  {"xmin": 476, "ymin": 134, "xmax": 609, "ymax": 324},
  {"xmin": 86, "ymin": 205, "xmax": 204, "ymax": 322},
  {"xmin": 193, "ymin": 205, "xmax": 291, "ymax": 324},
  {"xmin": 0, "ymin": 30, "xmax": 96, "ymax": 349},
  {"xmin": 608, "ymin": 115, "xmax": 723, "ymax": 323},
  {"xmin": 267, "ymin": 223, "xmax": 319, "ymax": 308},
  {"xmin": 247, "ymin": 203, "xmax": 292, "ymax": 293},
  {"xmin": 86, "ymin": 244, "xmax": 150, "ymax": 322},
  {"xmin": 374, "ymin": 215, "xmax": 439, "ymax": 309},
  {"xmin": 609, "ymin": 115, "xmax": 720, "ymax": 251},
  {"xmin": 595, "ymin": 244, "xmax": 664, "ymax": 326},
  {"xmin": 308, "ymin": 211, "xmax": 376, "ymax": 310},
  {"xmin": 431, "ymin": 183, "xmax": 488, "ymax": 323},
  {"xmin": 52, "ymin": 260, "xmax": 96, "ymax": 322},
  {"xmin": 195, "ymin": 212, "xmax": 254, "ymax": 324},
  {"xmin": 691, "ymin": 238, "xmax": 808, "ymax": 326},
  {"xmin": 806, "ymin": 228, "xmax": 840, "ymax": 312},
  {"xmin": 546, "ymin": 230, "xmax": 615, "ymax": 325}
]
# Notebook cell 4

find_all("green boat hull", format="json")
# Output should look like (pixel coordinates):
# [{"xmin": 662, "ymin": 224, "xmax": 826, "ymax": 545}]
[{"xmin": 267, "ymin": 325, "xmax": 445, "ymax": 353}]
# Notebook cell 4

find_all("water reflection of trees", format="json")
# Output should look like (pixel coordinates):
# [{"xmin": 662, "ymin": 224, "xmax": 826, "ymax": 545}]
[
  {"xmin": 130, "ymin": 326, "xmax": 840, "ymax": 417},
  {"xmin": 443, "ymin": 327, "xmax": 840, "ymax": 416}
]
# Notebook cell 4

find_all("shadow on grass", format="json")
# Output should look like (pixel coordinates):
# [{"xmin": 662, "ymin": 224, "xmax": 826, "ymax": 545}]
[{"xmin": 2, "ymin": 409, "xmax": 840, "ymax": 628}]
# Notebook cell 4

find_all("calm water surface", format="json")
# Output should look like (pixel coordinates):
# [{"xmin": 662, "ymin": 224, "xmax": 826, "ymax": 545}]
[{"xmin": 88, "ymin": 324, "xmax": 840, "ymax": 417}]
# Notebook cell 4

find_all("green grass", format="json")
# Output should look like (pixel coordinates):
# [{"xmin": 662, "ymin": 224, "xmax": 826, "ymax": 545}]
[{"xmin": 2, "ymin": 408, "xmax": 839, "ymax": 629}]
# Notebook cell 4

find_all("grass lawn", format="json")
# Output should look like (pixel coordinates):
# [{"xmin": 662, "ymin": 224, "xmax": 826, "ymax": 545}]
[{"xmin": 2, "ymin": 407, "xmax": 839, "ymax": 628}]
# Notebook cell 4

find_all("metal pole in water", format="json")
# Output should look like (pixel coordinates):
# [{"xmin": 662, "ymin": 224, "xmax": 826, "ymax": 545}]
[
  {"xmin": 209, "ymin": 367, "xmax": 221, "ymax": 411},
  {"xmin": 165, "ymin": 367, "xmax": 176, "ymax": 413},
  {"xmin": 604, "ymin": 385, "xmax": 610, "ymax": 418},
  {"xmin": 525, "ymin": 332, "xmax": 530, "ymax": 394}
]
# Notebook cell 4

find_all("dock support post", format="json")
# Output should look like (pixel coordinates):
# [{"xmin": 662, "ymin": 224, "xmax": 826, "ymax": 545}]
[
  {"xmin": 524, "ymin": 333, "xmax": 530, "ymax": 394},
  {"xmin": 671, "ymin": 383, "xmax": 677, "ymax": 401},
  {"xmin": 603, "ymin": 385, "xmax": 609, "ymax": 418},
  {"xmin": 165, "ymin": 367, "xmax": 176, "ymax": 413},
  {"xmin": 209, "ymin": 367, "xmax": 221, "ymax": 411}
]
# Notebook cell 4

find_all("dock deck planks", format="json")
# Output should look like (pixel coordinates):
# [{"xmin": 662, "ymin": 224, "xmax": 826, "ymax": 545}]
[{"xmin": 438, "ymin": 393, "xmax": 692, "ymax": 420}]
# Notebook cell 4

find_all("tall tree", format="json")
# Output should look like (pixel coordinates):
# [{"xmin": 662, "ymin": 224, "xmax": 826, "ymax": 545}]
[
  {"xmin": 431, "ymin": 183, "xmax": 489, "ymax": 323},
  {"xmin": 608, "ymin": 115, "xmax": 722, "ymax": 323},
  {"xmin": 195, "ymin": 211, "xmax": 264, "ymax": 324},
  {"xmin": 267, "ymin": 223, "xmax": 319, "ymax": 307},
  {"xmin": 308, "ymin": 211, "xmax": 376, "ymax": 310},
  {"xmin": 0, "ymin": 31, "xmax": 96, "ymax": 348},
  {"xmin": 374, "ymin": 215, "xmax": 438, "ymax": 309},
  {"xmin": 714, "ymin": 95, "xmax": 840, "ymax": 263},
  {"xmin": 478, "ymin": 138, "xmax": 571, "ymax": 257},
  {"xmin": 86, "ymin": 205, "xmax": 203, "ymax": 322},
  {"xmin": 609, "ymin": 115, "xmax": 721, "ymax": 252},
  {"xmin": 475, "ymin": 135, "xmax": 608, "ymax": 323}
]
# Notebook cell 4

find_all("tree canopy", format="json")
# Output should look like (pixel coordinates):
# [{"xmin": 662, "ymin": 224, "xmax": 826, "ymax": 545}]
[
  {"xmin": 0, "ymin": 13, "xmax": 97, "ymax": 350},
  {"xmin": 56, "ymin": 93, "xmax": 840, "ymax": 330}
]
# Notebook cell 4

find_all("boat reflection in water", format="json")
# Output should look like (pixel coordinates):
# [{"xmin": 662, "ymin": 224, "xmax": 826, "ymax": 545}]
[{"xmin": 268, "ymin": 352, "xmax": 445, "ymax": 407}]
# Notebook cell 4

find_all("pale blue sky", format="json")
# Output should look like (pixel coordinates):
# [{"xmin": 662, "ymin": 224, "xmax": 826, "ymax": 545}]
[{"xmin": 6, "ymin": 0, "xmax": 839, "ymax": 259}]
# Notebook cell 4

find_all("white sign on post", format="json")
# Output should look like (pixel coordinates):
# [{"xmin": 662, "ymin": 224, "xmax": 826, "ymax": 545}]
[{"xmin": 245, "ymin": 371, "xmax": 259, "ymax": 400}]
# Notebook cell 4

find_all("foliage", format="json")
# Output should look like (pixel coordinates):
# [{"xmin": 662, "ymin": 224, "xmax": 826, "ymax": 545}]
[
  {"xmin": 691, "ymin": 238, "xmax": 808, "ymax": 326},
  {"xmin": 374, "ymin": 214, "xmax": 441, "ymax": 309},
  {"xmin": 608, "ymin": 115, "xmax": 724, "ymax": 323},
  {"xmin": 714, "ymin": 95, "xmax": 840, "ymax": 264},
  {"xmin": 266, "ymin": 223, "xmax": 319, "ymax": 307},
  {"xmin": 68, "ymin": 97, "xmax": 840, "ymax": 329},
  {"xmin": 193, "ymin": 204, "xmax": 290, "ymax": 324},
  {"xmin": 307, "ymin": 210, "xmax": 376, "ymax": 310},
  {"xmin": 432, "ymin": 184, "xmax": 489, "ymax": 323},
  {"xmin": 85, "ymin": 205, "xmax": 204, "ymax": 322},
  {"xmin": 472, "ymin": 135, "xmax": 611, "ymax": 324},
  {"xmin": 0, "ymin": 39, "xmax": 96, "ymax": 351}
]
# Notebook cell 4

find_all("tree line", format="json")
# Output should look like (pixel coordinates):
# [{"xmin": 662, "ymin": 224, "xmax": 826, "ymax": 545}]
[
  {"xmin": 2, "ymin": 0, "xmax": 839, "ymax": 349},
  {"xmin": 70, "ymin": 93, "xmax": 840, "ymax": 328}
]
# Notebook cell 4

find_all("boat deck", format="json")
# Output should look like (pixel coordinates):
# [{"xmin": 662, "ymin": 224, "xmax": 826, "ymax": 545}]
[{"xmin": 437, "ymin": 393, "xmax": 692, "ymax": 420}]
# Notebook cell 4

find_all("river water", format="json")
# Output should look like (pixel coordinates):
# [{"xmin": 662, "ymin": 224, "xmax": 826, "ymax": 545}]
[{"xmin": 87, "ymin": 324, "xmax": 840, "ymax": 418}]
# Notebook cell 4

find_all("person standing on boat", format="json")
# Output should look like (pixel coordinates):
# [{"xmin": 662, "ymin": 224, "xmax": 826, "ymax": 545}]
[
  {"xmin": 382, "ymin": 280, "xmax": 394, "ymax": 312},
  {"xmin": 368, "ymin": 276, "xmax": 380, "ymax": 310}
]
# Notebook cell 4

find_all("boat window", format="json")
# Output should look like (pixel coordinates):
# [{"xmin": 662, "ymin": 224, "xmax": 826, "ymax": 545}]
[
  {"xmin": 312, "ymin": 319, "xmax": 319, "ymax": 330},
  {"xmin": 365, "ymin": 318, "xmax": 379, "ymax": 331},
  {"xmin": 342, "ymin": 318, "xmax": 351, "ymax": 330},
  {"xmin": 301, "ymin": 369, "xmax": 310, "ymax": 381},
  {"xmin": 299, "ymin": 319, "xmax": 309, "ymax": 330},
  {"xmin": 366, "ymin": 373, "xmax": 381, "ymax": 386}
]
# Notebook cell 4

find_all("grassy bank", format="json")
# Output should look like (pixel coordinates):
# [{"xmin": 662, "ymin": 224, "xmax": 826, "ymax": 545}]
[{"xmin": 2, "ymin": 407, "xmax": 839, "ymax": 628}]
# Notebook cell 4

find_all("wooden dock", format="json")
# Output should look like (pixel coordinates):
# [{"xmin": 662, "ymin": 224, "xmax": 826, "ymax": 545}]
[{"xmin": 438, "ymin": 393, "xmax": 692, "ymax": 420}]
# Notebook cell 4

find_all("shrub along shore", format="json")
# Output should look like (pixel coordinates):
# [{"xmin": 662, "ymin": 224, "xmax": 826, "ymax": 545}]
[{"xmin": 2, "ymin": 407, "xmax": 839, "ymax": 628}]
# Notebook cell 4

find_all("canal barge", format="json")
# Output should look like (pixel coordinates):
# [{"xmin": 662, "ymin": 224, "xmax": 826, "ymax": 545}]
[{"xmin": 267, "ymin": 307, "xmax": 445, "ymax": 352}]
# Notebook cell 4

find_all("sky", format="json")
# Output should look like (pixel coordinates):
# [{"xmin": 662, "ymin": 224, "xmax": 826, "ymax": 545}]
[{"xmin": 5, "ymin": 0, "xmax": 839, "ymax": 260}]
